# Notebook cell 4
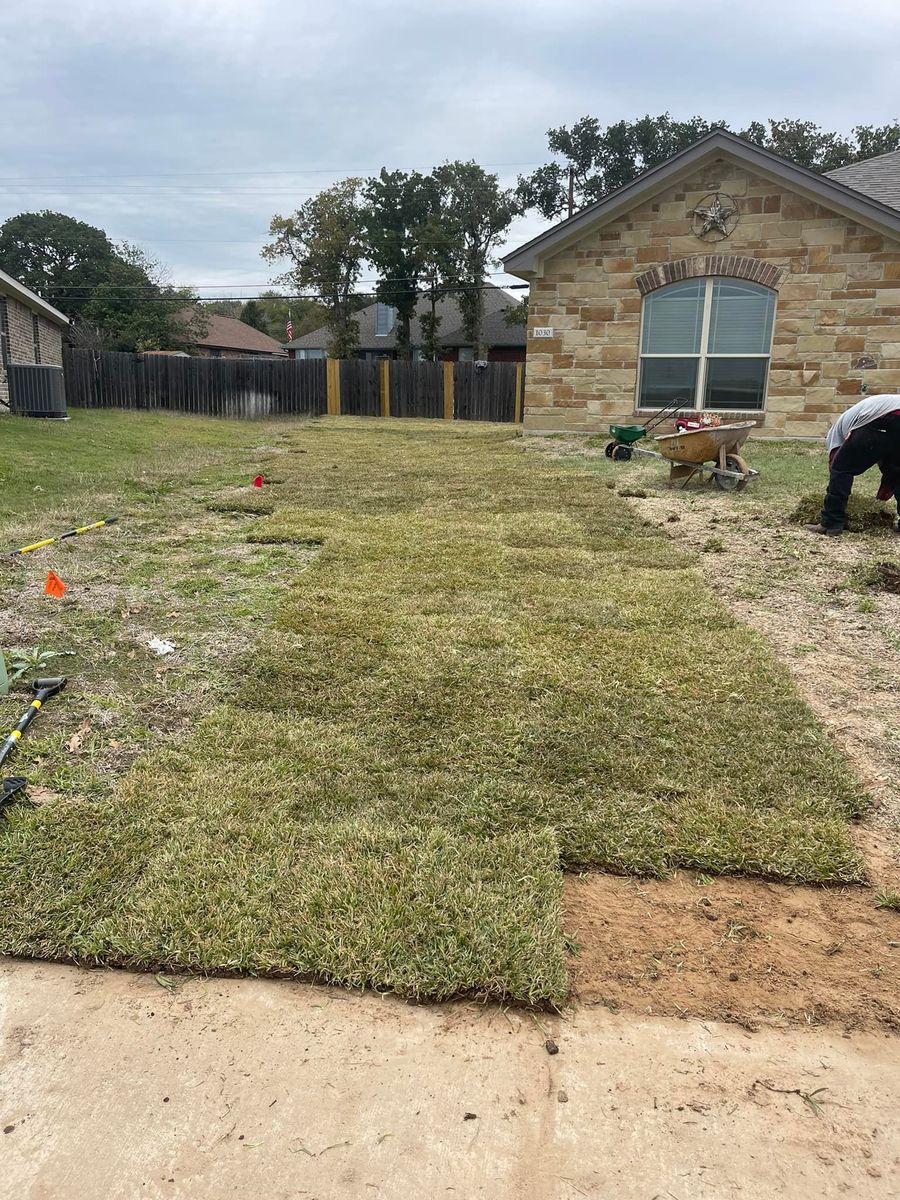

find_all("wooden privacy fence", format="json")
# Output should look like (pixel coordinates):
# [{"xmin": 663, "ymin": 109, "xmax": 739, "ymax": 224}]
[{"xmin": 63, "ymin": 350, "xmax": 524, "ymax": 423}]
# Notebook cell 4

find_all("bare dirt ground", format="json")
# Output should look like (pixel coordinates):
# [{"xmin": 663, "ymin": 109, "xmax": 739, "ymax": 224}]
[
  {"xmin": 527, "ymin": 434, "xmax": 900, "ymax": 1034},
  {"xmin": 566, "ymin": 872, "xmax": 900, "ymax": 1032},
  {"xmin": 3, "ymin": 959, "xmax": 899, "ymax": 1200}
]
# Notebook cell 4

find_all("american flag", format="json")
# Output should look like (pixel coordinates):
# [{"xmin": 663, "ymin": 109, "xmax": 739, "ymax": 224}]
[{"xmin": 286, "ymin": 313, "xmax": 293, "ymax": 341}]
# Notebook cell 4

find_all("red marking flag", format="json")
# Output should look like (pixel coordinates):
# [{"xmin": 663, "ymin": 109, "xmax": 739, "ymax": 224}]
[
  {"xmin": 44, "ymin": 570, "xmax": 67, "ymax": 598},
  {"xmin": 252, "ymin": 475, "xmax": 264, "ymax": 489}
]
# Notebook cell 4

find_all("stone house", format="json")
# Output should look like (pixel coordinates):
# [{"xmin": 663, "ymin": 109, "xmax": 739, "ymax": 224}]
[
  {"xmin": 504, "ymin": 130, "xmax": 900, "ymax": 437},
  {"xmin": 0, "ymin": 267, "xmax": 68, "ymax": 407}
]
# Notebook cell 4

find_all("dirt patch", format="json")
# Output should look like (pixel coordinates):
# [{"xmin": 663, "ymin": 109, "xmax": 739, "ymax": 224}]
[
  {"xmin": 565, "ymin": 870, "xmax": 900, "ymax": 1032},
  {"xmin": 861, "ymin": 560, "xmax": 900, "ymax": 594}
]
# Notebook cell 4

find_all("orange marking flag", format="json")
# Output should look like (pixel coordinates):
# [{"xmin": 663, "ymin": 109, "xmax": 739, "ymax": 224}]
[
  {"xmin": 252, "ymin": 475, "xmax": 264, "ymax": 488},
  {"xmin": 44, "ymin": 570, "xmax": 67, "ymax": 598}
]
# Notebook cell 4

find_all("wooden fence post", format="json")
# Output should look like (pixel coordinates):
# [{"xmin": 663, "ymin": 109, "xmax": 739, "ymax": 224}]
[
  {"xmin": 515, "ymin": 362, "xmax": 524, "ymax": 424},
  {"xmin": 326, "ymin": 359, "xmax": 342, "ymax": 415},
  {"xmin": 443, "ymin": 360, "xmax": 454, "ymax": 421},
  {"xmin": 380, "ymin": 359, "xmax": 390, "ymax": 418}
]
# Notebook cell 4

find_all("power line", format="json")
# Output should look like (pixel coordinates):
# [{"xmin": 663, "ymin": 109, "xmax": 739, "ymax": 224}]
[
  {"xmin": 53, "ymin": 283, "xmax": 529, "ymax": 304},
  {"xmin": 48, "ymin": 270, "xmax": 525, "ymax": 292},
  {"xmin": 0, "ymin": 160, "xmax": 545, "ymax": 184}
]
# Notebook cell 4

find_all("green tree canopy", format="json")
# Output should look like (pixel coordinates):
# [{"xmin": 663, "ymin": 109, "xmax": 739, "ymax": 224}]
[
  {"xmin": 76, "ymin": 244, "xmax": 201, "ymax": 352},
  {"xmin": 0, "ymin": 211, "xmax": 198, "ymax": 351},
  {"xmin": 517, "ymin": 115, "xmax": 900, "ymax": 220},
  {"xmin": 362, "ymin": 169, "xmax": 432, "ymax": 359},
  {"xmin": 0, "ymin": 210, "xmax": 119, "ymax": 315},
  {"xmin": 250, "ymin": 292, "xmax": 327, "ymax": 342},
  {"xmin": 262, "ymin": 179, "xmax": 366, "ymax": 358},
  {"xmin": 431, "ymin": 161, "xmax": 519, "ymax": 358}
]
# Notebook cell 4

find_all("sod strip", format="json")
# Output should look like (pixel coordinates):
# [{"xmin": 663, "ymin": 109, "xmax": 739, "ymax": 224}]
[{"xmin": 0, "ymin": 799, "xmax": 567, "ymax": 1005}]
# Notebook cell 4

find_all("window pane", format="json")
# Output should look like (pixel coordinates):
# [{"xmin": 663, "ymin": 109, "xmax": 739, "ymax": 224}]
[
  {"xmin": 641, "ymin": 280, "xmax": 704, "ymax": 354},
  {"xmin": 707, "ymin": 280, "xmax": 775, "ymax": 354},
  {"xmin": 638, "ymin": 357, "xmax": 698, "ymax": 408},
  {"xmin": 704, "ymin": 358, "xmax": 768, "ymax": 410},
  {"xmin": 375, "ymin": 303, "xmax": 395, "ymax": 336}
]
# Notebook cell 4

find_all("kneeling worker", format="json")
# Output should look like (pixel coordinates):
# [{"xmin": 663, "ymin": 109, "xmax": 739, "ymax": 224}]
[{"xmin": 805, "ymin": 393, "xmax": 900, "ymax": 536}]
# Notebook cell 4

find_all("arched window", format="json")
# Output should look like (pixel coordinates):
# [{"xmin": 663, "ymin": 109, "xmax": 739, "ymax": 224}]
[{"xmin": 637, "ymin": 278, "xmax": 776, "ymax": 411}]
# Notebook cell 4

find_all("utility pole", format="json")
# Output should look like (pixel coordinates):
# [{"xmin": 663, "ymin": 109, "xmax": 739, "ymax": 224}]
[{"xmin": 567, "ymin": 166, "xmax": 575, "ymax": 219}]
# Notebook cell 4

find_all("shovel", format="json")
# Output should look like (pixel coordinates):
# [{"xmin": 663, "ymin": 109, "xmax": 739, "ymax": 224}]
[{"xmin": 0, "ymin": 676, "xmax": 67, "ymax": 809}]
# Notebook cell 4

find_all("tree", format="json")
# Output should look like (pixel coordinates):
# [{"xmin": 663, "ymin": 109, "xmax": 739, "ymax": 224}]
[
  {"xmin": 517, "ymin": 114, "xmax": 900, "ymax": 220},
  {"xmin": 416, "ymin": 171, "xmax": 459, "ymax": 361},
  {"xmin": 432, "ymin": 162, "xmax": 518, "ymax": 358},
  {"xmin": 517, "ymin": 115, "xmax": 727, "ymax": 219},
  {"xmin": 262, "ymin": 179, "xmax": 366, "ymax": 358},
  {"xmin": 239, "ymin": 299, "xmax": 267, "ymax": 331},
  {"xmin": 503, "ymin": 295, "xmax": 528, "ymax": 328},
  {"xmin": 77, "ymin": 243, "xmax": 201, "ymax": 352},
  {"xmin": 853, "ymin": 122, "xmax": 900, "ymax": 160},
  {"xmin": 0, "ymin": 211, "xmax": 198, "ymax": 351},
  {"xmin": 362, "ymin": 169, "xmax": 432, "ymax": 359},
  {"xmin": 740, "ymin": 119, "xmax": 854, "ymax": 172},
  {"xmin": 0, "ymin": 211, "xmax": 119, "ymax": 316},
  {"xmin": 202, "ymin": 299, "xmax": 243, "ymax": 319},
  {"xmin": 250, "ymin": 292, "xmax": 328, "ymax": 342}
]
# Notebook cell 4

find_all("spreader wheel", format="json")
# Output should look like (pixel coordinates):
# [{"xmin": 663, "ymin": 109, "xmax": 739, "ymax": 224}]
[
  {"xmin": 611, "ymin": 443, "xmax": 633, "ymax": 462},
  {"xmin": 713, "ymin": 454, "xmax": 749, "ymax": 492}
]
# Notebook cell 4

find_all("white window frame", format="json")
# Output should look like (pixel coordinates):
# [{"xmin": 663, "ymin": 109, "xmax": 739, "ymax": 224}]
[{"xmin": 635, "ymin": 276, "xmax": 776, "ymax": 413}]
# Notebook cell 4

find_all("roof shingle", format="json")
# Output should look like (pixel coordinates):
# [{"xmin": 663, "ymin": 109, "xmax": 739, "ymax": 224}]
[
  {"xmin": 187, "ymin": 311, "xmax": 286, "ymax": 355},
  {"xmin": 826, "ymin": 149, "xmax": 900, "ymax": 212},
  {"xmin": 284, "ymin": 283, "xmax": 523, "ymax": 351}
]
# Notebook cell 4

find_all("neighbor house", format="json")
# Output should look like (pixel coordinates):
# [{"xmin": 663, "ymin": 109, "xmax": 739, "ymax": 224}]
[
  {"xmin": 284, "ymin": 284, "xmax": 525, "ymax": 362},
  {"xmin": 179, "ymin": 311, "xmax": 286, "ymax": 358},
  {"xmin": 503, "ymin": 130, "xmax": 900, "ymax": 437},
  {"xmin": 0, "ymin": 267, "xmax": 68, "ymax": 407}
]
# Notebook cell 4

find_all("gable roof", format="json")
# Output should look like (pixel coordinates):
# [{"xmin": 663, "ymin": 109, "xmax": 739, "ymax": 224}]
[
  {"xmin": 827, "ymin": 148, "xmax": 900, "ymax": 211},
  {"xmin": 284, "ymin": 283, "xmax": 524, "ymax": 350},
  {"xmin": 0, "ymin": 267, "xmax": 68, "ymax": 326},
  {"xmin": 440, "ymin": 305, "xmax": 524, "ymax": 348},
  {"xmin": 503, "ymin": 129, "xmax": 900, "ymax": 277},
  {"xmin": 190, "ymin": 311, "xmax": 286, "ymax": 355}
]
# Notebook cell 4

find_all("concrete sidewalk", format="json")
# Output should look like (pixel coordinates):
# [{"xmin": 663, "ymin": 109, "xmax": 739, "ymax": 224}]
[{"xmin": 1, "ymin": 959, "xmax": 897, "ymax": 1198}]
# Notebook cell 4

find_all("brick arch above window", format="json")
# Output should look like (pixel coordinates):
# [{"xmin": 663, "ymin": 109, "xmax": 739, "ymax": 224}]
[{"xmin": 635, "ymin": 255, "xmax": 783, "ymax": 297}]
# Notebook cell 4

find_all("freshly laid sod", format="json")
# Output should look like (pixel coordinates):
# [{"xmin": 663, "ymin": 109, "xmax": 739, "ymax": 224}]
[{"xmin": 0, "ymin": 413, "xmax": 866, "ymax": 1004}]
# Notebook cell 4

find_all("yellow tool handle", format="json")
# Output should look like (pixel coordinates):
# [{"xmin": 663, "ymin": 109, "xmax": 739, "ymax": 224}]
[{"xmin": 16, "ymin": 537, "xmax": 56, "ymax": 554}]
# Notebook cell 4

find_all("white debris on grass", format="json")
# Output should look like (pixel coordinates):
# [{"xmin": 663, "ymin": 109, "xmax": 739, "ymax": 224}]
[{"xmin": 147, "ymin": 637, "xmax": 176, "ymax": 657}]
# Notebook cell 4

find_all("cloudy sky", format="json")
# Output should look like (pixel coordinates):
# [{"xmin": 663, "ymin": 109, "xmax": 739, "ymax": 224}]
[{"xmin": 1, "ymin": 0, "xmax": 898, "ymax": 299}]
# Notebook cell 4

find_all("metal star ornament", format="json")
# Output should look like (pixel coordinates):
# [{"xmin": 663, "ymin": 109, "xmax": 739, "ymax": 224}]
[{"xmin": 689, "ymin": 193, "xmax": 739, "ymax": 241}]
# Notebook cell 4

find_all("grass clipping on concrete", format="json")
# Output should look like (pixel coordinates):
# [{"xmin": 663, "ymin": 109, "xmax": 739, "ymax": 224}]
[{"xmin": 0, "ymin": 417, "xmax": 867, "ymax": 1005}]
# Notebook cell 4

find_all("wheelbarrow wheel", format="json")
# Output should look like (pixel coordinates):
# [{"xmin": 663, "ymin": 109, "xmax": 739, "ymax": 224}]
[
  {"xmin": 611, "ymin": 443, "xmax": 633, "ymax": 462},
  {"xmin": 713, "ymin": 454, "xmax": 749, "ymax": 492}
]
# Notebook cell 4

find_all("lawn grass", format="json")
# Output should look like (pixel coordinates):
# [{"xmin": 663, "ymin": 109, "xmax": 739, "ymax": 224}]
[{"xmin": 0, "ymin": 413, "xmax": 868, "ymax": 1004}]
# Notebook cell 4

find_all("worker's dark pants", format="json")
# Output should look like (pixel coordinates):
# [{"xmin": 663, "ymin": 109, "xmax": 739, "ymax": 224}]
[{"xmin": 820, "ymin": 414, "xmax": 900, "ymax": 530}]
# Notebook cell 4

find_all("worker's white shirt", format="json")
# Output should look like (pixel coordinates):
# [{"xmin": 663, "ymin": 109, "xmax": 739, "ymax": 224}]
[{"xmin": 826, "ymin": 395, "xmax": 900, "ymax": 453}]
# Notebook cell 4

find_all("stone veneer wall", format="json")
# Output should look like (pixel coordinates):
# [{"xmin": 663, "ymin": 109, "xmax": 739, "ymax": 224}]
[
  {"xmin": 524, "ymin": 160, "xmax": 900, "ymax": 437},
  {"xmin": 0, "ymin": 292, "xmax": 65, "ymax": 406}
]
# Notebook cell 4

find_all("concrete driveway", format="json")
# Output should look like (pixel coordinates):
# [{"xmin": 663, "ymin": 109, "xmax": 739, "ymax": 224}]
[{"xmin": 2, "ymin": 959, "xmax": 897, "ymax": 1199}]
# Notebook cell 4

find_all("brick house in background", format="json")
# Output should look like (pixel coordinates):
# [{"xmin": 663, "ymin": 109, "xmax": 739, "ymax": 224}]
[
  {"xmin": 171, "ymin": 311, "xmax": 286, "ymax": 358},
  {"xmin": 0, "ymin": 267, "xmax": 68, "ymax": 408},
  {"xmin": 503, "ymin": 130, "xmax": 900, "ymax": 437}
]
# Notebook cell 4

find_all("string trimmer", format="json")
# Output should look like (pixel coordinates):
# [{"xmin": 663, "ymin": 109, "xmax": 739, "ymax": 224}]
[{"xmin": 0, "ymin": 676, "xmax": 67, "ymax": 810}]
